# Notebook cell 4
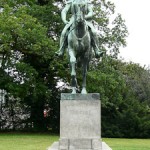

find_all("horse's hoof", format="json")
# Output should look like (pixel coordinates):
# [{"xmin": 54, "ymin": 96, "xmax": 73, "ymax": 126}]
[
  {"xmin": 81, "ymin": 88, "xmax": 87, "ymax": 94},
  {"xmin": 72, "ymin": 87, "xmax": 76, "ymax": 94},
  {"xmin": 55, "ymin": 51, "xmax": 64, "ymax": 57},
  {"xmin": 95, "ymin": 51, "xmax": 104, "ymax": 58},
  {"xmin": 72, "ymin": 91, "xmax": 76, "ymax": 94}
]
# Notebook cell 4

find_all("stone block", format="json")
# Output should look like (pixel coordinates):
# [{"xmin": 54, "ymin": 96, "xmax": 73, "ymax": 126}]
[
  {"xmin": 69, "ymin": 139, "xmax": 92, "ymax": 149},
  {"xmin": 92, "ymin": 139, "xmax": 102, "ymax": 150},
  {"xmin": 61, "ymin": 93, "xmax": 100, "ymax": 100},
  {"xmin": 47, "ymin": 142, "xmax": 112, "ymax": 150},
  {"xmin": 59, "ymin": 139, "xmax": 69, "ymax": 150},
  {"xmin": 60, "ymin": 93, "xmax": 101, "ymax": 139}
]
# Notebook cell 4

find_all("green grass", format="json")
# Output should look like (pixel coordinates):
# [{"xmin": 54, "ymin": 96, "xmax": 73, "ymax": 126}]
[
  {"xmin": 0, "ymin": 134, "xmax": 149, "ymax": 150},
  {"xmin": 0, "ymin": 133, "xmax": 59, "ymax": 150},
  {"xmin": 104, "ymin": 138, "xmax": 150, "ymax": 150}
]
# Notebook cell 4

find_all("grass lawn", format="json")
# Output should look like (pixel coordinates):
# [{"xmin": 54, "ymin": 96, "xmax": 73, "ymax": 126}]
[
  {"xmin": 104, "ymin": 138, "xmax": 150, "ymax": 150},
  {"xmin": 0, "ymin": 133, "xmax": 149, "ymax": 150},
  {"xmin": 0, "ymin": 133, "xmax": 58, "ymax": 150}
]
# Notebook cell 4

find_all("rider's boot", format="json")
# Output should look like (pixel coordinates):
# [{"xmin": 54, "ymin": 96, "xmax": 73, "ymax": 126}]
[
  {"xmin": 55, "ymin": 35, "xmax": 66, "ymax": 57},
  {"xmin": 94, "ymin": 45, "xmax": 104, "ymax": 58},
  {"xmin": 56, "ymin": 46, "xmax": 65, "ymax": 57},
  {"xmin": 92, "ymin": 34, "xmax": 104, "ymax": 58}
]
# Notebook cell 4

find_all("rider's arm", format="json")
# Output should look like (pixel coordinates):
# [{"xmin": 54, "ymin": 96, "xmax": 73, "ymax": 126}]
[
  {"xmin": 61, "ymin": 3, "xmax": 71, "ymax": 24},
  {"xmin": 85, "ymin": 4, "xmax": 94, "ymax": 20}
]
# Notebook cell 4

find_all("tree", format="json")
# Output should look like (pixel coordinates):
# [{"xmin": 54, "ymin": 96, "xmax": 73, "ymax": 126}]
[
  {"xmin": 0, "ymin": 0, "xmax": 129, "ymax": 133},
  {"xmin": 119, "ymin": 62, "xmax": 150, "ymax": 137},
  {"xmin": 93, "ymin": 0, "xmax": 128, "ymax": 57},
  {"xmin": 0, "ymin": 0, "xmax": 60, "ymax": 131}
]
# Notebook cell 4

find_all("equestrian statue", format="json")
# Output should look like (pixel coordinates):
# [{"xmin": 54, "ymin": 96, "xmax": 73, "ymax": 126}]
[{"xmin": 56, "ymin": 0, "xmax": 103, "ymax": 94}]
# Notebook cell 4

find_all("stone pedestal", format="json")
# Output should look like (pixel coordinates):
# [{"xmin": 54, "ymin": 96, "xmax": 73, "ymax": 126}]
[{"xmin": 47, "ymin": 93, "xmax": 112, "ymax": 150}]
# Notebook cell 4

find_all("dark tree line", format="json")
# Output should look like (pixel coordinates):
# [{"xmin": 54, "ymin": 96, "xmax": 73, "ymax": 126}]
[{"xmin": 88, "ymin": 58, "xmax": 150, "ymax": 138}]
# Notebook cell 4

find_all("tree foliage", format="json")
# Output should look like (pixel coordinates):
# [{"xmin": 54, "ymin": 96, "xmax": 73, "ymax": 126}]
[
  {"xmin": 0, "ymin": 0, "xmax": 60, "ymax": 131},
  {"xmin": 88, "ymin": 58, "xmax": 150, "ymax": 137}
]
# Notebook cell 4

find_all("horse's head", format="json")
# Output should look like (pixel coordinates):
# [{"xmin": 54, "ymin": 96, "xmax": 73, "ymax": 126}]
[
  {"xmin": 73, "ymin": 3, "xmax": 86, "ymax": 25},
  {"xmin": 72, "ymin": 2, "xmax": 88, "ymax": 38}
]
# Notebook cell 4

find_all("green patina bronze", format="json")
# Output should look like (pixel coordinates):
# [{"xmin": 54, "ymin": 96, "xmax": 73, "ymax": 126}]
[{"xmin": 56, "ymin": 0, "xmax": 103, "ymax": 94}]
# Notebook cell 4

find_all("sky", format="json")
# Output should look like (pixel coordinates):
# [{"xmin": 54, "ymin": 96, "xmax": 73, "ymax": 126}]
[{"xmin": 110, "ymin": 0, "xmax": 150, "ymax": 67}]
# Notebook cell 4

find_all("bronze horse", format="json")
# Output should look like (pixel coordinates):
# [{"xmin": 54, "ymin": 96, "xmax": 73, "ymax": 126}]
[{"xmin": 67, "ymin": 3, "xmax": 92, "ymax": 94}]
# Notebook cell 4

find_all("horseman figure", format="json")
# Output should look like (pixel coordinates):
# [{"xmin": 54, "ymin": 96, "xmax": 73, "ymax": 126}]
[
  {"xmin": 56, "ymin": 0, "xmax": 103, "ymax": 58},
  {"xmin": 56, "ymin": 0, "xmax": 103, "ymax": 94}
]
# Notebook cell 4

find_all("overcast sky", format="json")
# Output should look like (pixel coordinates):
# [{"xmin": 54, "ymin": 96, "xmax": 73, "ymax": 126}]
[{"xmin": 110, "ymin": 0, "xmax": 150, "ymax": 67}]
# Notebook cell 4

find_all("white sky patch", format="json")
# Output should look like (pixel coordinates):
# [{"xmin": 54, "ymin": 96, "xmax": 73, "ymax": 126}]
[{"xmin": 111, "ymin": 0, "xmax": 150, "ymax": 67}]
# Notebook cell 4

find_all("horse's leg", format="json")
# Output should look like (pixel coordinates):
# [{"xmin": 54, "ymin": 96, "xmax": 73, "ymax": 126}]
[
  {"xmin": 68, "ymin": 48, "xmax": 77, "ymax": 94},
  {"xmin": 81, "ymin": 57, "xmax": 88, "ymax": 94}
]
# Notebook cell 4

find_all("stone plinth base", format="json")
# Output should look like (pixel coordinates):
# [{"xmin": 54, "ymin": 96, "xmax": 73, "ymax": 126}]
[
  {"xmin": 59, "ymin": 138, "xmax": 102, "ymax": 150},
  {"xmin": 60, "ymin": 93, "xmax": 101, "ymax": 139},
  {"xmin": 47, "ymin": 141, "xmax": 112, "ymax": 150},
  {"xmin": 47, "ymin": 93, "xmax": 112, "ymax": 150},
  {"xmin": 60, "ymin": 93, "xmax": 101, "ymax": 150}
]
